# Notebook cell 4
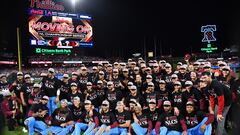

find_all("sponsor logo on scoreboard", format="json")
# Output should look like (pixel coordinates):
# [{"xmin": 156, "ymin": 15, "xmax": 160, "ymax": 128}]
[{"xmin": 30, "ymin": 39, "xmax": 93, "ymax": 47}]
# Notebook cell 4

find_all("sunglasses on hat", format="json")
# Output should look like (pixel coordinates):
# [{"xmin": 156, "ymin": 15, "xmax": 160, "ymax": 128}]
[
  {"xmin": 149, "ymin": 102, "xmax": 156, "ymax": 104},
  {"xmin": 222, "ymin": 69, "xmax": 229, "ymax": 71}
]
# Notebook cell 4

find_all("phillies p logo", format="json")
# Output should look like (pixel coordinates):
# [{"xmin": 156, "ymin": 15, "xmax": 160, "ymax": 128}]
[{"xmin": 201, "ymin": 25, "xmax": 217, "ymax": 43}]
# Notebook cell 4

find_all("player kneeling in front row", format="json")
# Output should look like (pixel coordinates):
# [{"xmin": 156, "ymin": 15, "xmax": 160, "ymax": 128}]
[
  {"xmin": 96, "ymin": 100, "xmax": 119, "ymax": 135},
  {"xmin": 131, "ymin": 103, "xmax": 152, "ymax": 135},
  {"xmin": 41, "ymin": 99, "xmax": 74, "ymax": 135},
  {"xmin": 24, "ymin": 96, "xmax": 50, "ymax": 135},
  {"xmin": 154, "ymin": 100, "xmax": 188, "ymax": 135},
  {"xmin": 184, "ymin": 101, "xmax": 214, "ymax": 135},
  {"xmin": 71, "ymin": 100, "xmax": 99, "ymax": 135},
  {"xmin": 115, "ymin": 101, "xmax": 132, "ymax": 135}
]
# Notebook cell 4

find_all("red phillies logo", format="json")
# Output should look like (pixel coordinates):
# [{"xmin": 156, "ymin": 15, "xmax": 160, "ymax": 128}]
[{"xmin": 30, "ymin": 0, "xmax": 65, "ymax": 11}]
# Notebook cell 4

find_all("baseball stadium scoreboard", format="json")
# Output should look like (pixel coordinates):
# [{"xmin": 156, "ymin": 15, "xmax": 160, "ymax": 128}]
[{"xmin": 28, "ymin": 0, "xmax": 93, "ymax": 55}]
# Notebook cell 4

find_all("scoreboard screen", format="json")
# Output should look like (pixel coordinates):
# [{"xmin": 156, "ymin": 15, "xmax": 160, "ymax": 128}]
[{"xmin": 28, "ymin": 8, "xmax": 93, "ymax": 48}]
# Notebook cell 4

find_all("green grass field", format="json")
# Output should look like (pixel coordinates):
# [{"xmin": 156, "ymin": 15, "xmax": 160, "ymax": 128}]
[{"xmin": 2, "ymin": 126, "xmax": 28, "ymax": 135}]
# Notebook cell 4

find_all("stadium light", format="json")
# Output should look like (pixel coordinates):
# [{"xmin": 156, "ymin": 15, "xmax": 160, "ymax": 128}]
[
  {"xmin": 71, "ymin": 0, "xmax": 79, "ymax": 6},
  {"xmin": 70, "ymin": 0, "xmax": 79, "ymax": 12}
]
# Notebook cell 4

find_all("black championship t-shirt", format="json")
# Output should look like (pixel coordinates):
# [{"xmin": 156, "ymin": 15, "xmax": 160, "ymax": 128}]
[
  {"xmin": 86, "ymin": 90, "xmax": 99, "ymax": 108},
  {"xmin": 143, "ymin": 108, "xmax": 159, "ymax": 127},
  {"xmin": 159, "ymin": 89, "xmax": 171, "ymax": 101},
  {"xmin": 13, "ymin": 80, "xmax": 24, "ymax": 98},
  {"xmin": 136, "ymin": 112, "xmax": 150, "ymax": 128},
  {"xmin": 59, "ymin": 81, "xmax": 70, "ymax": 100},
  {"xmin": 80, "ymin": 109, "xmax": 99, "ymax": 123},
  {"xmin": 106, "ymin": 90, "xmax": 123, "ymax": 110},
  {"xmin": 69, "ymin": 105, "xmax": 84, "ymax": 122},
  {"xmin": 172, "ymin": 91, "xmax": 184, "ymax": 111},
  {"xmin": 125, "ymin": 94, "xmax": 146, "ymax": 107},
  {"xmin": 67, "ymin": 91, "xmax": 83, "ymax": 102},
  {"xmin": 96, "ymin": 87, "xmax": 106, "ymax": 105},
  {"xmin": 206, "ymin": 80, "xmax": 232, "ymax": 106},
  {"xmin": 42, "ymin": 77, "xmax": 60, "ymax": 97},
  {"xmin": 158, "ymin": 111, "xmax": 184, "ymax": 132},
  {"xmin": 51, "ymin": 108, "xmax": 73, "ymax": 126},
  {"xmin": 20, "ymin": 83, "xmax": 33, "ymax": 103},
  {"xmin": 28, "ymin": 91, "xmax": 45, "ymax": 104},
  {"xmin": 115, "ymin": 110, "xmax": 131, "ymax": 124},
  {"xmin": 30, "ymin": 103, "xmax": 49, "ymax": 121},
  {"xmin": 185, "ymin": 111, "xmax": 207, "ymax": 128},
  {"xmin": 99, "ymin": 111, "xmax": 116, "ymax": 126}
]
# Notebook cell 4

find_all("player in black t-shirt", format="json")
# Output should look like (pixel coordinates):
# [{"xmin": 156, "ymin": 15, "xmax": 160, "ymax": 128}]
[
  {"xmin": 58, "ymin": 74, "xmax": 70, "ymax": 100},
  {"xmin": 106, "ymin": 81, "xmax": 123, "ymax": 111},
  {"xmin": 182, "ymin": 81, "xmax": 202, "ymax": 110},
  {"xmin": 125, "ymin": 85, "xmax": 146, "ymax": 109},
  {"xmin": 41, "ymin": 68, "xmax": 61, "ymax": 116},
  {"xmin": 201, "ymin": 71, "xmax": 232, "ymax": 135},
  {"xmin": 144, "ymin": 82, "xmax": 161, "ymax": 109},
  {"xmin": 20, "ymin": 74, "xmax": 33, "ymax": 125},
  {"xmin": 85, "ymin": 82, "xmax": 99, "ymax": 110},
  {"xmin": 171, "ymin": 81, "xmax": 185, "ymax": 113},
  {"xmin": 144, "ymin": 99, "xmax": 160, "ymax": 131},
  {"xmin": 154, "ymin": 100, "xmax": 188, "ymax": 135},
  {"xmin": 158, "ymin": 80, "xmax": 171, "ymax": 109},
  {"xmin": 72, "ymin": 100, "xmax": 99, "ymax": 135},
  {"xmin": 115, "ymin": 101, "xmax": 131, "ymax": 135},
  {"xmin": 24, "ymin": 96, "xmax": 49, "ymax": 135},
  {"xmin": 96, "ymin": 100, "xmax": 119, "ymax": 135},
  {"xmin": 28, "ymin": 83, "xmax": 45, "ymax": 105},
  {"xmin": 9, "ymin": 71, "xmax": 24, "ymax": 99},
  {"xmin": 95, "ymin": 80, "xmax": 106, "ymax": 106},
  {"xmin": 67, "ymin": 82, "xmax": 84, "ymax": 103},
  {"xmin": 0, "ymin": 74, "xmax": 10, "ymax": 103},
  {"xmin": 131, "ymin": 102, "xmax": 152, "ymax": 135},
  {"xmin": 69, "ymin": 97, "xmax": 84, "ymax": 122},
  {"xmin": 40, "ymin": 99, "xmax": 74, "ymax": 135},
  {"xmin": 184, "ymin": 101, "xmax": 214, "ymax": 135}
]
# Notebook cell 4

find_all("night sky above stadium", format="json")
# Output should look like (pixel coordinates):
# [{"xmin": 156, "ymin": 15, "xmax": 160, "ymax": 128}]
[{"xmin": 1, "ymin": 0, "xmax": 240, "ymax": 59}]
